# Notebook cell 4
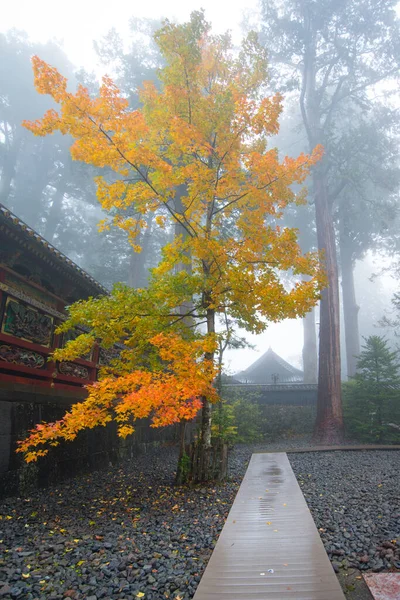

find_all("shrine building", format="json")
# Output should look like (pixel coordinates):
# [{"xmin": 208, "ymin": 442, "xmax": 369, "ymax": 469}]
[
  {"xmin": 0, "ymin": 204, "xmax": 122, "ymax": 496},
  {"xmin": 236, "ymin": 347, "xmax": 304, "ymax": 384}
]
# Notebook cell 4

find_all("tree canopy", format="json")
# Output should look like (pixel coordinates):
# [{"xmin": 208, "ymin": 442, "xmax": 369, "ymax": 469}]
[{"xmin": 18, "ymin": 12, "xmax": 325, "ymax": 468}]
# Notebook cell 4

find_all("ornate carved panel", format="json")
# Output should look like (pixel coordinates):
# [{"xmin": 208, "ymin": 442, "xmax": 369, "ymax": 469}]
[
  {"xmin": 0, "ymin": 344, "xmax": 46, "ymax": 369},
  {"xmin": 58, "ymin": 361, "xmax": 89, "ymax": 379},
  {"xmin": 1, "ymin": 297, "xmax": 54, "ymax": 347}
]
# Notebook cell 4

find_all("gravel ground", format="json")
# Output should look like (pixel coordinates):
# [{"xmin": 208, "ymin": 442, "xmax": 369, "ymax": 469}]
[
  {"xmin": 0, "ymin": 447, "xmax": 244, "ymax": 600},
  {"xmin": 0, "ymin": 440, "xmax": 399, "ymax": 599},
  {"xmin": 289, "ymin": 450, "xmax": 400, "ymax": 573}
]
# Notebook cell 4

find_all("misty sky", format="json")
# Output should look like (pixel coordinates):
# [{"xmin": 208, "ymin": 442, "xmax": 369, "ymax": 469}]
[
  {"xmin": 2, "ymin": 0, "xmax": 259, "ymax": 71},
  {"xmin": 4, "ymin": 0, "xmax": 297, "ymax": 376}
]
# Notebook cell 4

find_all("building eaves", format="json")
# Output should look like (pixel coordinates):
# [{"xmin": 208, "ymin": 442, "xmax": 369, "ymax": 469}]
[{"xmin": 0, "ymin": 203, "xmax": 108, "ymax": 297}]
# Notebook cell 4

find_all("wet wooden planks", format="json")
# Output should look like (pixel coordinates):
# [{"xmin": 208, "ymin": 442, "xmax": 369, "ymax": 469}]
[{"xmin": 193, "ymin": 453, "xmax": 345, "ymax": 600}]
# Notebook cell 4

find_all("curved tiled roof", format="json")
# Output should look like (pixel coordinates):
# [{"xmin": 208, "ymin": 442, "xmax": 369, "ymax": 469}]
[
  {"xmin": 0, "ymin": 203, "xmax": 108, "ymax": 297},
  {"xmin": 236, "ymin": 347, "xmax": 303, "ymax": 384}
]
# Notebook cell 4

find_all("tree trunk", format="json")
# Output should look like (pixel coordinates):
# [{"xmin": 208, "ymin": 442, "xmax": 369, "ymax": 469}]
[
  {"xmin": 298, "ymin": 19, "xmax": 344, "ymax": 443},
  {"xmin": 174, "ymin": 187, "xmax": 193, "ymax": 326},
  {"xmin": 12, "ymin": 136, "xmax": 56, "ymax": 229},
  {"xmin": 302, "ymin": 307, "xmax": 318, "ymax": 383},
  {"xmin": 175, "ymin": 420, "xmax": 189, "ymax": 485},
  {"xmin": 197, "ymin": 394, "xmax": 213, "ymax": 481},
  {"xmin": 0, "ymin": 128, "xmax": 23, "ymax": 205},
  {"xmin": 190, "ymin": 304, "xmax": 215, "ymax": 483},
  {"xmin": 313, "ymin": 173, "xmax": 344, "ymax": 443},
  {"xmin": 191, "ymin": 175, "xmax": 218, "ymax": 482},
  {"xmin": 128, "ymin": 245, "xmax": 146, "ymax": 288},
  {"xmin": 127, "ymin": 212, "xmax": 153, "ymax": 288},
  {"xmin": 172, "ymin": 187, "xmax": 222, "ymax": 483},
  {"xmin": 339, "ymin": 234, "xmax": 360, "ymax": 379},
  {"xmin": 43, "ymin": 181, "xmax": 66, "ymax": 242}
]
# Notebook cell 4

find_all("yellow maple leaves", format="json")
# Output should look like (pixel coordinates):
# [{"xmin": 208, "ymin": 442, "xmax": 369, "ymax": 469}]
[{"xmin": 18, "ymin": 12, "xmax": 326, "ymax": 462}]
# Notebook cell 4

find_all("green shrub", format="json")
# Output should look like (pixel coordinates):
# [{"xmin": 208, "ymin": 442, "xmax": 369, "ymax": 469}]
[
  {"xmin": 232, "ymin": 399, "xmax": 264, "ymax": 442},
  {"xmin": 211, "ymin": 400, "xmax": 238, "ymax": 445},
  {"xmin": 216, "ymin": 386, "xmax": 316, "ymax": 442},
  {"xmin": 343, "ymin": 380, "xmax": 400, "ymax": 443},
  {"xmin": 258, "ymin": 404, "xmax": 315, "ymax": 440}
]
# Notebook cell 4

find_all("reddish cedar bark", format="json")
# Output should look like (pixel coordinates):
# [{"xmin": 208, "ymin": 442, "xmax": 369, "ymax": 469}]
[{"xmin": 313, "ymin": 173, "xmax": 344, "ymax": 443}]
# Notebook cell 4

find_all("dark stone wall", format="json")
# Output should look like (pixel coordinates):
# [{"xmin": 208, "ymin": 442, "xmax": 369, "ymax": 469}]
[
  {"xmin": 222, "ymin": 384, "xmax": 318, "ymax": 406},
  {"xmin": 0, "ymin": 383, "xmax": 180, "ymax": 499}
]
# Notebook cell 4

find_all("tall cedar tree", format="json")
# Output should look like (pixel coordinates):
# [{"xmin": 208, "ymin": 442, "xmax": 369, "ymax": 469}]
[
  {"xmin": 260, "ymin": 0, "xmax": 400, "ymax": 442},
  {"xmin": 344, "ymin": 336, "xmax": 400, "ymax": 442},
  {"xmin": 18, "ymin": 13, "xmax": 325, "ymax": 481}
]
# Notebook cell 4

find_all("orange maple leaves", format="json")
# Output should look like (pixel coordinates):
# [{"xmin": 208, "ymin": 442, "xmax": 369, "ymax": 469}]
[
  {"xmin": 18, "ymin": 13, "xmax": 326, "ymax": 462},
  {"xmin": 17, "ymin": 333, "xmax": 218, "ymax": 461}
]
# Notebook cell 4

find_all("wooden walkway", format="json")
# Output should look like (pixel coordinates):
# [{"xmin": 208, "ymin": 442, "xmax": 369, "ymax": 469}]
[{"xmin": 193, "ymin": 453, "xmax": 345, "ymax": 600}]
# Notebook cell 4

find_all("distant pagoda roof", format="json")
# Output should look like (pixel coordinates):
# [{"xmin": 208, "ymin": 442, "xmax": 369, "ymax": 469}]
[{"xmin": 236, "ymin": 347, "xmax": 303, "ymax": 384}]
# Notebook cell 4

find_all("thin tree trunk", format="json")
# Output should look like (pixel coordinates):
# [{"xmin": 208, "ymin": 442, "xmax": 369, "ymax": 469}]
[
  {"xmin": 174, "ymin": 186, "xmax": 193, "ymax": 326},
  {"xmin": 217, "ymin": 340, "xmax": 224, "ymax": 438},
  {"xmin": 172, "ymin": 186, "xmax": 201, "ymax": 482},
  {"xmin": 313, "ymin": 172, "xmax": 344, "ymax": 443},
  {"xmin": 302, "ymin": 307, "xmax": 318, "ymax": 383},
  {"xmin": 192, "ymin": 178, "xmax": 217, "ymax": 482},
  {"xmin": 194, "ymin": 304, "xmax": 215, "ymax": 483},
  {"xmin": 12, "ymin": 136, "xmax": 55, "ymax": 228},
  {"xmin": 375, "ymin": 361, "xmax": 382, "ymax": 443},
  {"xmin": 340, "ymin": 234, "xmax": 360, "ymax": 379}
]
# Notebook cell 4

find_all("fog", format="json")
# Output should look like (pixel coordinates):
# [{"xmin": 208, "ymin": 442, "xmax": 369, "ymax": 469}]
[
  {"xmin": 1, "ymin": 0, "xmax": 259, "ymax": 70},
  {"xmin": 1, "ymin": 0, "xmax": 399, "ymax": 380}
]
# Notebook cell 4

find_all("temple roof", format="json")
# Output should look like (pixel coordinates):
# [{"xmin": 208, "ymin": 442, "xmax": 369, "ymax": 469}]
[
  {"xmin": 0, "ymin": 203, "xmax": 107, "ymax": 298},
  {"xmin": 236, "ymin": 347, "xmax": 303, "ymax": 384}
]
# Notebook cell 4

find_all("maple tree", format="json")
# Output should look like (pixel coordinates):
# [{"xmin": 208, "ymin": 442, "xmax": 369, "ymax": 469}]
[{"xmin": 18, "ymin": 12, "xmax": 325, "ymax": 481}]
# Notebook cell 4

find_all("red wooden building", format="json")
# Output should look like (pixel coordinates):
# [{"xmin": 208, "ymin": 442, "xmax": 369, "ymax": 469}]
[
  {"xmin": 0, "ymin": 203, "xmax": 109, "ymax": 391},
  {"xmin": 0, "ymin": 203, "xmax": 121, "ymax": 496}
]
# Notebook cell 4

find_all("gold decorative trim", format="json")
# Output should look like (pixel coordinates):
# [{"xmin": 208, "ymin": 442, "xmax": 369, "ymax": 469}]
[{"xmin": 0, "ymin": 282, "xmax": 65, "ymax": 320}]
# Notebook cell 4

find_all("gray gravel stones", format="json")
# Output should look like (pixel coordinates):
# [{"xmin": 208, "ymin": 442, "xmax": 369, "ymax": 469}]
[
  {"xmin": 288, "ymin": 450, "xmax": 400, "ymax": 572},
  {"xmin": 0, "ymin": 443, "xmax": 398, "ymax": 599},
  {"xmin": 0, "ymin": 447, "xmax": 243, "ymax": 600}
]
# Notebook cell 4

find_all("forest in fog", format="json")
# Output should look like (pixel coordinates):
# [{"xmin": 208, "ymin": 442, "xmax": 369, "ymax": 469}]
[
  {"xmin": 1, "ymin": 0, "xmax": 399, "ymax": 387},
  {"xmin": 2, "ymin": 10, "xmax": 400, "ymax": 598}
]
